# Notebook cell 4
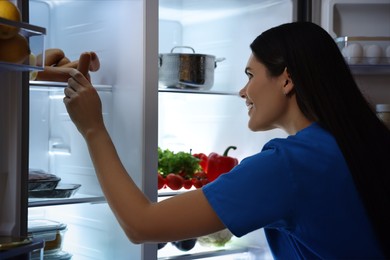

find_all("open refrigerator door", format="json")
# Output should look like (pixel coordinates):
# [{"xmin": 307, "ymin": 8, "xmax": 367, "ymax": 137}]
[
  {"xmin": 316, "ymin": 0, "xmax": 390, "ymax": 125},
  {"xmin": 26, "ymin": 0, "xmax": 158, "ymax": 259}
]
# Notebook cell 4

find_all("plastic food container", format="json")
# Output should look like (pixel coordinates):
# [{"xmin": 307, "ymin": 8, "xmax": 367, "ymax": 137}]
[
  {"xmin": 28, "ymin": 169, "xmax": 61, "ymax": 191},
  {"xmin": 31, "ymin": 250, "xmax": 72, "ymax": 260},
  {"xmin": 29, "ymin": 183, "xmax": 81, "ymax": 199},
  {"xmin": 335, "ymin": 36, "xmax": 390, "ymax": 65},
  {"xmin": 376, "ymin": 104, "xmax": 390, "ymax": 129},
  {"xmin": 28, "ymin": 219, "xmax": 67, "ymax": 253}
]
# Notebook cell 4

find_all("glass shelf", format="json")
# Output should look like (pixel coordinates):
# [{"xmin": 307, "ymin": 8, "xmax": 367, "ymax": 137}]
[
  {"xmin": 158, "ymin": 242, "xmax": 271, "ymax": 260},
  {"xmin": 0, "ymin": 17, "xmax": 46, "ymax": 72},
  {"xmin": 158, "ymin": 87, "xmax": 239, "ymax": 96},
  {"xmin": 158, "ymin": 187, "xmax": 197, "ymax": 197},
  {"xmin": 28, "ymin": 194, "xmax": 106, "ymax": 208},
  {"xmin": 30, "ymin": 81, "xmax": 113, "ymax": 92},
  {"xmin": 0, "ymin": 238, "xmax": 44, "ymax": 259}
]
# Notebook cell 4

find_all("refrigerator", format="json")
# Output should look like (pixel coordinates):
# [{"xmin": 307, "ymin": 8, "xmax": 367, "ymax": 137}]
[{"xmin": 1, "ymin": 0, "xmax": 389, "ymax": 259}]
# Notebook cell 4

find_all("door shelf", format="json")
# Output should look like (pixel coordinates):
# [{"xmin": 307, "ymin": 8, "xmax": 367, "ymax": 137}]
[
  {"xmin": 0, "ymin": 238, "xmax": 44, "ymax": 259},
  {"xmin": 349, "ymin": 64, "xmax": 390, "ymax": 75},
  {"xmin": 0, "ymin": 17, "xmax": 46, "ymax": 72}
]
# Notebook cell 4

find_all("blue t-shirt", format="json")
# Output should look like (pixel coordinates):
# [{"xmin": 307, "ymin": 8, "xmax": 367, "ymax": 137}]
[{"xmin": 203, "ymin": 123, "xmax": 384, "ymax": 259}]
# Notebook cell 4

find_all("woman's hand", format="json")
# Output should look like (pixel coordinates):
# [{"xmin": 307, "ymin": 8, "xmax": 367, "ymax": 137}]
[{"xmin": 63, "ymin": 69, "xmax": 105, "ymax": 138}]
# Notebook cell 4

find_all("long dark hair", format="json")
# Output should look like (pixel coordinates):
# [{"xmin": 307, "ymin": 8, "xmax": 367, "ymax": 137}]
[{"xmin": 250, "ymin": 21, "xmax": 390, "ymax": 257}]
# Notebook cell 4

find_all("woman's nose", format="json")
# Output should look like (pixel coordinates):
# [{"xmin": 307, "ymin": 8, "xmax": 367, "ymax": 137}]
[{"xmin": 239, "ymin": 87, "xmax": 246, "ymax": 99}]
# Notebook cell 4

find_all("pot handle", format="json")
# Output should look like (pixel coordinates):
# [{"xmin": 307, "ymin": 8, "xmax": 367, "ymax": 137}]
[
  {"xmin": 215, "ymin": 57, "xmax": 226, "ymax": 68},
  {"xmin": 171, "ymin": 46, "xmax": 195, "ymax": 54}
]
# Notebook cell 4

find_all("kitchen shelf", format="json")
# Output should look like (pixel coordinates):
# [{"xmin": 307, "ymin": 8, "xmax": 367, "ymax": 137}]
[
  {"xmin": 28, "ymin": 194, "xmax": 106, "ymax": 208},
  {"xmin": 0, "ymin": 17, "xmax": 46, "ymax": 72}
]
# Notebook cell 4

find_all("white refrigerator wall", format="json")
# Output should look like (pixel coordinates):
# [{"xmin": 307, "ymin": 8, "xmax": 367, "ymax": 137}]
[
  {"xmin": 158, "ymin": 0, "xmax": 292, "ymax": 160},
  {"xmin": 28, "ymin": 0, "xmax": 158, "ymax": 259}
]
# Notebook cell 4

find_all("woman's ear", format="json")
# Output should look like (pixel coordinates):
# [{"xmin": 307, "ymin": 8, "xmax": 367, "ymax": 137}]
[{"xmin": 282, "ymin": 68, "xmax": 294, "ymax": 96}]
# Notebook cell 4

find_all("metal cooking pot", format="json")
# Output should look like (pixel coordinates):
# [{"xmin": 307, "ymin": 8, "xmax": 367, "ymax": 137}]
[{"xmin": 159, "ymin": 46, "xmax": 225, "ymax": 90}]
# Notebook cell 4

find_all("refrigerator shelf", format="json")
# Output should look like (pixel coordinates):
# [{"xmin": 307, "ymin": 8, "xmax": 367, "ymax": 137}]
[
  {"xmin": 0, "ymin": 17, "xmax": 46, "ymax": 37},
  {"xmin": 348, "ymin": 64, "xmax": 390, "ymax": 75},
  {"xmin": 158, "ymin": 87, "xmax": 239, "ymax": 96},
  {"xmin": 30, "ymin": 81, "xmax": 112, "ymax": 92},
  {"xmin": 158, "ymin": 244, "xmax": 270, "ymax": 260},
  {"xmin": 28, "ymin": 195, "xmax": 106, "ymax": 208},
  {"xmin": 0, "ymin": 17, "xmax": 46, "ymax": 72},
  {"xmin": 0, "ymin": 238, "xmax": 44, "ymax": 259},
  {"xmin": 158, "ymin": 188, "xmax": 197, "ymax": 197}
]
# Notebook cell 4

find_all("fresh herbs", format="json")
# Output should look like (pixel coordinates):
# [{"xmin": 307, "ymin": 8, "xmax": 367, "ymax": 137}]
[{"xmin": 158, "ymin": 147, "xmax": 201, "ymax": 179}]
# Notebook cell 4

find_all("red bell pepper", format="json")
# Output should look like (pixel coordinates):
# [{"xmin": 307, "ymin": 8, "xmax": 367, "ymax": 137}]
[
  {"xmin": 193, "ymin": 153, "xmax": 208, "ymax": 172},
  {"xmin": 207, "ymin": 146, "xmax": 238, "ymax": 182}
]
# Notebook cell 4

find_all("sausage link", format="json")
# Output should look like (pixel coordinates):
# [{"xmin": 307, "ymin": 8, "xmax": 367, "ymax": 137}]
[{"xmin": 77, "ymin": 52, "xmax": 91, "ymax": 77}]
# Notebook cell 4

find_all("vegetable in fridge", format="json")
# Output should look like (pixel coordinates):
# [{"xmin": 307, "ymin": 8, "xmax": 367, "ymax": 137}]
[{"xmin": 207, "ymin": 146, "xmax": 238, "ymax": 182}]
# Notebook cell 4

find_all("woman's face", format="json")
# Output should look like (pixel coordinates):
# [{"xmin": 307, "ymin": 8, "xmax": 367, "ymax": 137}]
[{"xmin": 239, "ymin": 53, "xmax": 290, "ymax": 132}]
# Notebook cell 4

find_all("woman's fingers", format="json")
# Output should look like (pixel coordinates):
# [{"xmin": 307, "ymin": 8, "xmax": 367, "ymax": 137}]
[{"xmin": 69, "ymin": 68, "xmax": 91, "ymax": 87}]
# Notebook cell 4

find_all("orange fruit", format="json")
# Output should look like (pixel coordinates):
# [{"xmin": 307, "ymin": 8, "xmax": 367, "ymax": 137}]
[
  {"xmin": 0, "ymin": 33, "xmax": 30, "ymax": 63},
  {"xmin": 0, "ymin": 1, "xmax": 21, "ymax": 39}
]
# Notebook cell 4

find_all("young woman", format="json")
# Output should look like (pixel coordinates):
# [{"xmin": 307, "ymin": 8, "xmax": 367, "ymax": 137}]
[{"xmin": 63, "ymin": 22, "xmax": 390, "ymax": 259}]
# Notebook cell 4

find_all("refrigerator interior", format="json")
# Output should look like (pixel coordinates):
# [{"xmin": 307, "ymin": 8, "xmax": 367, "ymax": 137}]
[
  {"xmin": 158, "ymin": 0, "xmax": 291, "ymax": 164},
  {"xmin": 27, "ymin": 0, "xmax": 158, "ymax": 259},
  {"xmin": 157, "ymin": 0, "xmax": 293, "ymax": 258}
]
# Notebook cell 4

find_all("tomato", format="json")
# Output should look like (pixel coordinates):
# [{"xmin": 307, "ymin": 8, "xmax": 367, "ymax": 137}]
[
  {"xmin": 166, "ymin": 173, "xmax": 184, "ymax": 190},
  {"xmin": 193, "ymin": 153, "xmax": 208, "ymax": 172},
  {"xmin": 193, "ymin": 171, "xmax": 207, "ymax": 179},
  {"xmin": 192, "ymin": 178, "xmax": 203, "ymax": 189},
  {"xmin": 201, "ymin": 178, "xmax": 210, "ymax": 186},
  {"xmin": 157, "ymin": 173, "xmax": 165, "ymax": 190},
  {"xmin": 183, "ymin": 179, "xmax": 193, "ymax": 189}
]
